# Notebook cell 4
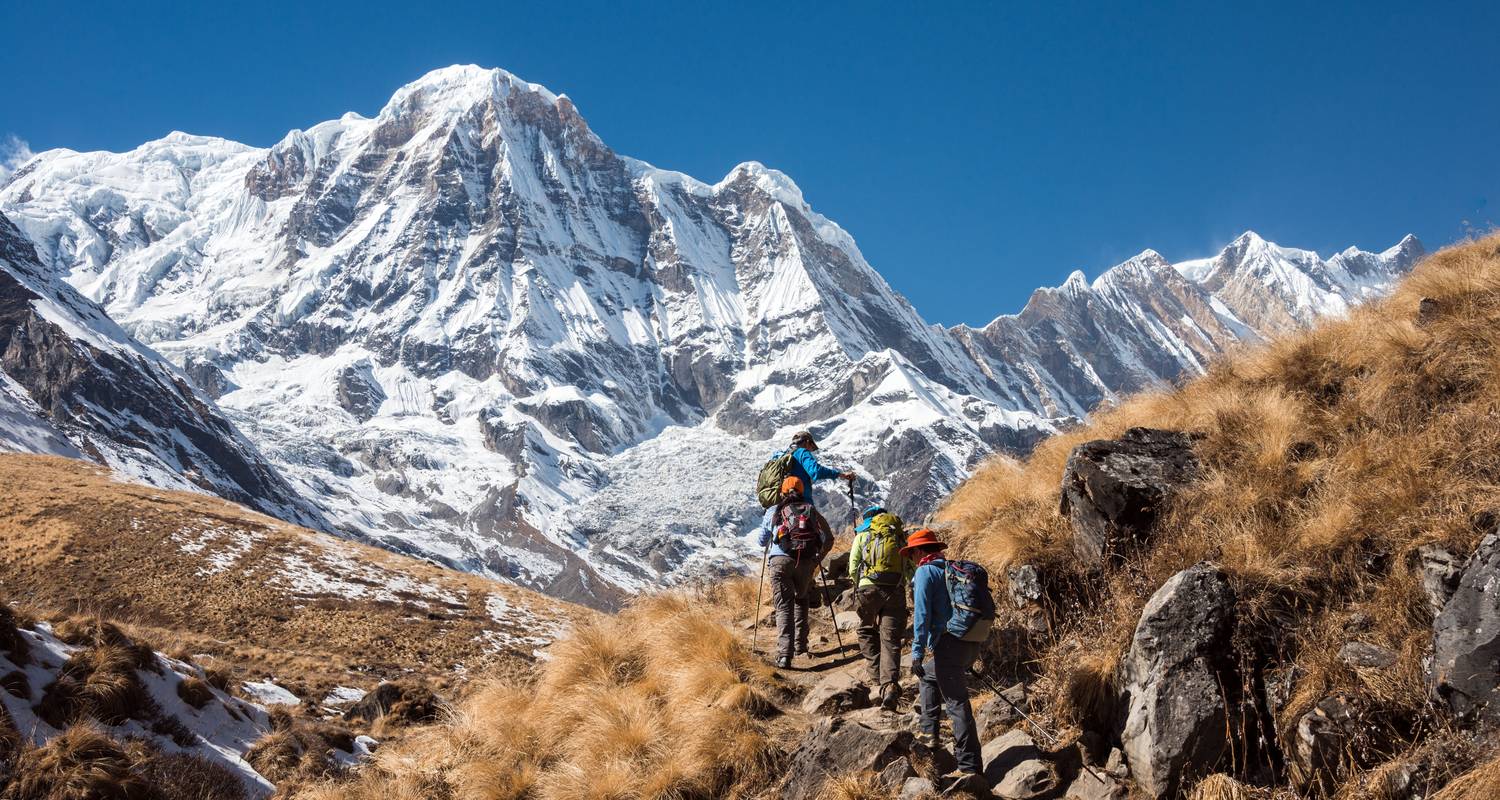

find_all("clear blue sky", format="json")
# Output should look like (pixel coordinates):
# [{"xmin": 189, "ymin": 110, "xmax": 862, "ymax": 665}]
[{"xmin": 2, "ymin": 1, "xmax": 1496, "ymax": 326}]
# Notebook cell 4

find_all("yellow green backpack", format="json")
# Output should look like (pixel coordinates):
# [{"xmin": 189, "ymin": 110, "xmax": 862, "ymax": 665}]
[{"xmin": 861, "ymin": 512, "xmax": 907, "ymax": 585}]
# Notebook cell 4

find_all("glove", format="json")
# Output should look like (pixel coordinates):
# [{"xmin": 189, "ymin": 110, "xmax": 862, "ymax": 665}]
[{"xmin": 841, "ymin": 472, "xmax": 856, "ymax": 482}]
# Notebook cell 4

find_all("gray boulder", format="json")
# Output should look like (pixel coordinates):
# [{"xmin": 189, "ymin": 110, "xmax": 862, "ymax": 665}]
[
  {"xmin": 1118, "ymin": 563, "xmax": 1237, "ymax": 798},
  {"xmin": 1418, "ymin": 544, "xmax": 1463, "ymax": 617},
  {"xmin": 780, "ymin": 716, "xmax": 913, "ymax": 799},
  {"xmin": 976, "ymin": 683, "xmax": 1028, "ymax": 740},
  {"xmin": 1338, "ymin": 641, "xmax": 1397, "ymax": 670},
  {"xmin": 898, "ymin": 776, "xmax": 936, "ymax": 800},
  {"xmin": 982, "ymin": 729, "xmax": 1057, "ymax": 797},
  {"xmin": 1431, "ymin": 532, "xmax": 1500, "ymax": 722},
  {"xmin": 801, "ymin": 670, "xmax": 872, "ymax": 715},
  {"xmin": 1059, "ymin": 428, "xmax": 1199, "ymax": 565},
  {"xmin": 1289, "ymin": 694, "xmax": 1361, "ymax": 795},
  {"xmin": 876, "ymin": 756, "xmax": 916, "ymax": 791}
]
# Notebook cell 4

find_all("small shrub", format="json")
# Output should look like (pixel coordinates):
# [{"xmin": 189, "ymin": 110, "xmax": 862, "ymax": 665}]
[
  {"xmin": 202, "ymin": 665, "xmax": 235, "ymax": 692},
  {"xmin": 128, "ymin": 741, "xmax": 246, "ymax": 800},
  {"xmin": 0, "ymin": 603, "xmax": 31, "ymax": 666},
  {"xmin": 37, "ymin": 644, "xmax": 152, "ymax": 728},
  {"xmin": 3, "ymin": 723, "xmax": 156, "ymax": 800},
  {"xmin": 1, "ymin": 670, "xmax": 30, "ymax": 700},
  {"xmin": 52, "ymin": 617, "xmax": 157, "ymax": 672},
  {"xmin": 176, "ymin": 676, "xmax": 214, "ymax": 710}
]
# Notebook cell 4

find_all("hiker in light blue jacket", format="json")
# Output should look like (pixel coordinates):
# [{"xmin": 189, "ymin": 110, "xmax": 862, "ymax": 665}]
[{"xmin": 906, "ymin": 528, "xmax": 983, "ymax": 783}]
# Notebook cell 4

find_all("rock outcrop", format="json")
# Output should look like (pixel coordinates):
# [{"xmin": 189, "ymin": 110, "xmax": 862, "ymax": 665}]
[
  {"xmin": 1430, "ymin": 531, "xmax": 1500, "ymax": 722},
  {"xmin": 1118, "ymin": 562, "xmax": 1237, "ymax": 798},
  {"xmin": 780, "ymin": 716, "xmax": 913, "ymax": 799},
  {"xmin": 1059, "ymin": 428, "xmax": 1199, "ymax": 565}
]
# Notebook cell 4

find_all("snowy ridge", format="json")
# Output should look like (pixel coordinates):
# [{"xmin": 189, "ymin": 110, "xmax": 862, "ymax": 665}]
[{"xmin": 0, "ymin": 65, "xmax": 1423, "ymax": 607}]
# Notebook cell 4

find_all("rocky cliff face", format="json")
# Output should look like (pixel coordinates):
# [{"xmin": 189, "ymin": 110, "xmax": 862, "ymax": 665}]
[{"xmin": 0, "ymin": 66, "xmax": 1421, "ymax": 607}]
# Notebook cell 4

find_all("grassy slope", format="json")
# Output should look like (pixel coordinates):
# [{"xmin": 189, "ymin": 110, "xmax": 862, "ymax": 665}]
[
  {"xmin": 937, "ymin": 234, "xmax": 1500, "ymax": 796},
  {"xmin": 240, "ymin": 234, "xmax": 1500, "ymax": 799},
  {"xmin": 0, "ymin": 454, "xmax": 587, "ymax": 700}
]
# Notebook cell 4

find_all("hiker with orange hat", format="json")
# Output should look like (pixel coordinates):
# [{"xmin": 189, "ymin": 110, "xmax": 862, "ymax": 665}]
[
  {"xmin": 906, "ymin": 528, "xmax": 985, "ymax": 789},
  {"xmin": 756, "ymin": 475, "xmax": 834, "ymax": 668}
]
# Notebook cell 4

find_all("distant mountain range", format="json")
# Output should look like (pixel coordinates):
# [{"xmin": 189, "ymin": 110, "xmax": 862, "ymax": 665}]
[{"xmin": 0, "ymin": 65, "xmax": 1423, "ymax": 608}]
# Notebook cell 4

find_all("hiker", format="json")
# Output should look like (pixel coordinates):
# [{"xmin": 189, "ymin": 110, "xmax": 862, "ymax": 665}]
[
  {"xmin": 772, "ymin": 431, "xmax": 855, "ymax": 508},
  {"xmin": 757, "ymin": 475, "xmax": 834, "ymax": 668},
  {"xmin": 847, "ymin": 504, "xmax": 913, "ymax": 711},
  {"xmin": 907, "ymin": 528, "xmax": 984, "ymax": 785}
]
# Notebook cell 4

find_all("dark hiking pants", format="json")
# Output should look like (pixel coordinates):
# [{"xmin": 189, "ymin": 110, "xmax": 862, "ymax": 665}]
[
  {"xmin": 854, "ymin": 583, "xmax": 906, "ymax": 691},
  {"xmin": 769, "ymin": 554, "xmax": 816, "ymax": 659},
  {"xmin": 919, "ymin": 633, "xmax": 982, "ymax": 774}
]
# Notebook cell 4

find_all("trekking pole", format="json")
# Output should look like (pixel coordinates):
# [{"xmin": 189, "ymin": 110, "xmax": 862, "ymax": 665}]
[
  {"xmin": 817, "ymin": 562, "xmax": 846, "ymax": 652},
  {"xmin": 967, "ymin": 667, "xmax": 1109, "ymax": 786},
  {"xmin": 847, "ymin": 476, "xmax": 857, "ymax": 532},
  {"xmin": 751, "ymin": 541, "xmax": 769, "ymax": 655}
]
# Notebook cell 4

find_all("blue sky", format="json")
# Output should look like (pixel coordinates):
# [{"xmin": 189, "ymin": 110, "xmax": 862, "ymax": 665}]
[{"xmin": 2, "ymin": 0, "xmax": 1496, "ymax": 326}]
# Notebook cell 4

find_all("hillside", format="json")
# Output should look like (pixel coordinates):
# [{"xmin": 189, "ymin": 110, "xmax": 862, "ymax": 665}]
[
  {"xmin": 284, "ymin": 234, "xmax": 1500, "ymax": 800},
  {"xmin": 0, "ymin": 453, "xmax": 584, "ymax": 701}
]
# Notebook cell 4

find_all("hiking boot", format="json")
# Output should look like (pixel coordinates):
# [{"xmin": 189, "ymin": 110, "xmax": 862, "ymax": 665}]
[
  {"xmin": 776, "ymin": 655, "xmax": 792, "ymax": 669},
  {"xmin": 795, "ymin": 644, "xmax": 810, "ymax": 657},
  {"xmin": 914, "ymin": 730, "xmax": 938, "ymax": 749},
  {"xmin": 938, "ymin": 770, "xmax": 986, "ymax": 796},
  {"xmin": 879, "ymin": 684, "xmax": 901, "ymax": 712}
]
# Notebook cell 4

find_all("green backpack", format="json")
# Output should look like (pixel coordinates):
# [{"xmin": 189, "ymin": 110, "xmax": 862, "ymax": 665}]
[
  {"xmin": 860, "ymin": 512, "xmax": 907, "ymax": 585},
  {"xmin": 756, "ymin": 453, "xmax": 796, "ymax": 508}
]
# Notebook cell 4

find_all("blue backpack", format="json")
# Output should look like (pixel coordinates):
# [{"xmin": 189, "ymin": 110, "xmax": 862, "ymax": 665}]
[{"xmin": 943, "ymin": 560, "xmax": 997, "ymax": 642}]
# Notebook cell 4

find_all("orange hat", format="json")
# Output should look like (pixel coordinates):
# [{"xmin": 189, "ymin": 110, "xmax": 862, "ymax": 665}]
[
  {"xmin": 780, "ymin": 476, "xmax": 805, "ymax": 497},
  {"xmin": 900, "ymin": 528, "xmax": 947, "ymax": 557}
]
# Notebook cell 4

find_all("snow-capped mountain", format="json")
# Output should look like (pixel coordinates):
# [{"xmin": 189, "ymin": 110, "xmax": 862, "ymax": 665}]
[
  {"xmin": 0, "ymin": 212, "xmax": 322, "ymax": 526},
  {"xmin": 0, "ymin": 65, "xmax": 1422, "ymax": 607}
]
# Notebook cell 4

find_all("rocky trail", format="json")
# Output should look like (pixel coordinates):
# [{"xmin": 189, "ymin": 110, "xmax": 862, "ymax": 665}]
[{"xmin": 739, "ymin": 547, "xmax": 1130, "ymax": 800}]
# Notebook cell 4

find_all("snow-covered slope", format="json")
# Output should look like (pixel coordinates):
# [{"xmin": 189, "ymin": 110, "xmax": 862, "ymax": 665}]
[
  {"xmin": 0, "ymin": 65, "xmax": 1422, "ymax": 607},
  {"xmin": 0, "ymin": 212, "xmax": 324, "ymax": 526}
]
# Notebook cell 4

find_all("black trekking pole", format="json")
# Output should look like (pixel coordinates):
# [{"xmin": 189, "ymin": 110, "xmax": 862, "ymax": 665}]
[
  {"xmin": 967, "ymin": 667, "xmax": 1109, "ymax": 786},
  {"xmin": 751, "ymin": 540, "xmax": 770, "ymax": 655}
]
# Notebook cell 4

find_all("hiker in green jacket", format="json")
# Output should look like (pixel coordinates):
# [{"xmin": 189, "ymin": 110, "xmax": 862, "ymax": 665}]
[{"xmin": 847, "ymin": 504, "xmax": 914, "ymax": 711}]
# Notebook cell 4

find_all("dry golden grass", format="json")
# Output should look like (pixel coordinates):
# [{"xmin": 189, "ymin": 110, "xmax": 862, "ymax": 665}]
[
  {"xmin": 0, "ymin": 454, "xmax": 587, "ymax": 698},
  {"xmin": 1432, "ymin": 753, "xmax": 1500, "ymax": 799},
  {"xmin": 938, "ymin": 234, "xmax": 1500, "ymax": 787},
  {"xmin": 0, "ymin": 721, "xmax": 248, "ymax": 800},
  {"xmin": 293, "ymin": 593, "xmax": 791, "ymax": 800}
]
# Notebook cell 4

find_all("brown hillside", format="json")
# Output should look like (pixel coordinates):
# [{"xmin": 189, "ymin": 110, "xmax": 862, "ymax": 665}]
[
  {"xmin": 937, "ymin": 234, "xmax": 1500, "ymax": 795},
  {"xmin": 0, "ymin": 454, "xmax": 587, "ymax": 700}
]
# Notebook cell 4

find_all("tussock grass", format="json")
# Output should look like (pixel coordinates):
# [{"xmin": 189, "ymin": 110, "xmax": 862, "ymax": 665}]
[
  {"xmin": 295, "ymin": 593, "xmax": 789, "ymax": 800},
  {"xmin": 176, "ymin": 675, "xmax": 214, "ymax": 710},
  {"xmin": 37, "ymin": 642, "xmax": 153, "ymax": 728},
  {"xmin": 938, "ymin": 234, "xmax": 1500, "ymax": 788},
  {"xmin": 0, "ymin": 722, "xmax": 248, "ymax": 800},
  {"xmin": 1432, "ymin": 753, "xmax": 1500, "ymax": 799},
  {"xmin": 0, "ymin": 602, "xmax": 31, "ymax": 666}
]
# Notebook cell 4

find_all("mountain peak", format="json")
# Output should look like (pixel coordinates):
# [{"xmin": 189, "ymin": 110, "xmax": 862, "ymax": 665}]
[
  {"xmin": 380, "ymin": 64, "xmax": 563, "ymax": 118},
  {"xmin": 719, "ymin": 161, "xmax": 807, "ymax": 209}
]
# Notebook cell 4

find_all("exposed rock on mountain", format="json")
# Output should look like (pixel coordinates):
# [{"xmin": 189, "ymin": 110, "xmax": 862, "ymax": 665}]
[{"xmin": 0, "ymin": 65, "xmax": 1422, "ymax": 606}]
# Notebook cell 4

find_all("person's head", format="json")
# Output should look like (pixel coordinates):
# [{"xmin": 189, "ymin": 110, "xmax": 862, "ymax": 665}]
[
  {"xmin": 779, "ymin": 475, "xmax": 805, "ymax": 500},
  {"xmin": 790, "ymin": 431, "xmax": 818, "ymax": 452},
  {"xmin": 900, "ymin": 528, "xmax": 948, "ymax": 560},
  {"xmin": 855, "ymin": 504, "xmax": 885, "ymax": 532}
]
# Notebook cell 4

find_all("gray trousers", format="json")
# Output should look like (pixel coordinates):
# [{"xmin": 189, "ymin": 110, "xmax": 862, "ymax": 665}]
[
  {"xmin": 769, "ymin": 555, "xmax": 817, "ymax": 659},
  {"xmin": 854, "ymin": 583, "xmax": 906, "ymax": 689},
  {"xmin": 919, "ymin": 633, "xmax": 982, "ymax": 774}
]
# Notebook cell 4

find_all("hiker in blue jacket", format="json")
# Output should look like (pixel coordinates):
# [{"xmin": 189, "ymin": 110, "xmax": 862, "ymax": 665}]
[
  {"xmin": 906, "ymin": 528, "xmax": 984, "ymax": 785},
  {"xmin": 771, "ymin": 431, "xmax": 854, "ymax": 508}
]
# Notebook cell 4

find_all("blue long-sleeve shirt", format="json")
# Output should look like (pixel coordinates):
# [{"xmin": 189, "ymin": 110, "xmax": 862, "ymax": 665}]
[
  {"xmin": 911, "ymin": 559, "xmax": 952, "ymax": 662},
  {"xmin": 757, "ymin": 502, "xmax": 833, "ymax": 559},
  {"xmin": 774, "ymin": 446, "xmax": 843, "ymax": 506}
]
